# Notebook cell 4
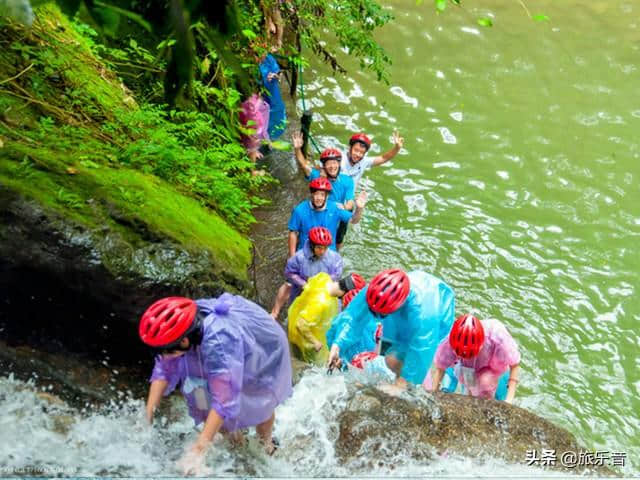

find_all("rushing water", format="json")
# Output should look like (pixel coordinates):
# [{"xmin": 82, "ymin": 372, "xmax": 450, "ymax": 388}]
[
  {"xmin": 1, "ymin": 0, "xmax": 639, "ymax": 477},
  {"xmin": 0, "ymin": 372, "xmax": 575, "ymax": 477},
  {"xmin": 299, "ymin": 0, "xmax": 640, "ymax": 472}
]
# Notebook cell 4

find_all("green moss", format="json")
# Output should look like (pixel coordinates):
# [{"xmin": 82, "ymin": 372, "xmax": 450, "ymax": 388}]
[
  {"xmin": 0, "ymin": 155, "xmax": 251, "ymax": 279},
  {"xmin": 0, "ymin": 3, "xmax": 262, "ymax": 282}
]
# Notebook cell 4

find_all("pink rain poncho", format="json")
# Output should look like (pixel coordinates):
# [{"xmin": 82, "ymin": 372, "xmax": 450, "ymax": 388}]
[
  {"xmin": 239, "ymin": 94, "xmax": 270, "ymax": 154},
  {"xmin": 429, "ymin": 318, "xmax": 520, "ymax": 398},
  {"xmin": 150, "ymin": 294, "xmax": 292, "ymax": 431}
]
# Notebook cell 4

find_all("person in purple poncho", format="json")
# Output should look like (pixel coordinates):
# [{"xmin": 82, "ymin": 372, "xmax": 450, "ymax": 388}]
[
  {"xmin": 139, "ymin": 295, "xmax": 292, "ymax": 473},
  {"xmin": 271, "ymin": 226, "xmax": 343, "ymax": 320}
]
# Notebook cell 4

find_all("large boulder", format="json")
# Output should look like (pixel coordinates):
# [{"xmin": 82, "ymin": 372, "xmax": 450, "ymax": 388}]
[
  {"xmin": 336, "ymin": 386, "xmax": 615, "ymax": 476},
  {"xmin": 0, "ymin": 185, "xmax": 251, "ymax": 366}
]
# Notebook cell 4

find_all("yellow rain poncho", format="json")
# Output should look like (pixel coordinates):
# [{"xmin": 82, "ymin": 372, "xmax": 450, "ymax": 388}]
[{"xmin": 287, "ymin": 272, "xmax": 338, "ymax": 365}]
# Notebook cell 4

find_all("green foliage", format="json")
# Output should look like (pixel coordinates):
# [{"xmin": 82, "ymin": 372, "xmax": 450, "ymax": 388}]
[
  {"xmin": 428, "ymin": 0, "xmax": 546, "ymax": 26},
  {"xmin": 293, "ymin": 0, "xmax": 394, "ymax": 82},
  {"xmin": 0, "ymin": 4, "xmax": 274, "ymax": 232},
  {"xmin": 56, "ymin": 187, "xmax": 84, "ymax": 209}
]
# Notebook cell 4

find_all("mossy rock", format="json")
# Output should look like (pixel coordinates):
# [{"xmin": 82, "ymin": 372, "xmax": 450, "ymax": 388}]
[{"xmin": 0, "ymin": 4, "xmax": 253, "ymax": 364}]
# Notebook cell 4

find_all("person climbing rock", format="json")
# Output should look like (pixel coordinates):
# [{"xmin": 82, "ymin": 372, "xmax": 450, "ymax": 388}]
[
  {"xmin": 326, "ymin": 269, "xmax": 455, "ymax": 395},
  {"xmin": 426, "ymin": 314, "xmax": 521, "ymax": 403},
  {"xmin": 271, "ymin": 227, "xmax": 343, "ymax": 320},
  {"xmin": 140, "ymin": 296, "xmax": 292, "ymax": 474},
  {"xmin": 287, "ymin": 272, "xmax": 364, "ymax": 364}
]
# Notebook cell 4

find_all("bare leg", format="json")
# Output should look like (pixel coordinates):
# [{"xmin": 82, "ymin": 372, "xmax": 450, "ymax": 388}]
[
  {"xmin": 255, "ymin": 412, "xmax": 276, "ymax": 454},
  {"xmin": 271, "ymin": 282, "xmax": 292, "ymax": 320}
]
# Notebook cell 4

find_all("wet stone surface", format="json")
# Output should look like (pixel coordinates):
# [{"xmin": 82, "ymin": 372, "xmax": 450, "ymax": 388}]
[{"xmin": 336, "ymin": 386, "xmax": 616, "ymax": 475}]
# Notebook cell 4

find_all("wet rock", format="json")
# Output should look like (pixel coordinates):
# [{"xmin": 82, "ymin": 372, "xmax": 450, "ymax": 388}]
[
  {"xmin": 336, "ymin": 387, "xmax": 615, "ymax": 476},
  {"xmin": 291, "ymin": 356, "xmax": 311, "ymax": 385},
  {"xmin": 0, "ymin": 339, "xmax": 147, "ymax": 406},
  {"xmin": 0, "ymin": 188, "xmax": 249, "ymax": 367}
]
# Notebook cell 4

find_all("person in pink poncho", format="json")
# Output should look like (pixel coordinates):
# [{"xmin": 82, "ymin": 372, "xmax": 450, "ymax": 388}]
[
  {"xmin": 139, "ymin": 295, "xmax": 292, "ymax": 474},
  {"xmin": 426, "ymin": 314, "xmax": 521, "ymax": 403}
]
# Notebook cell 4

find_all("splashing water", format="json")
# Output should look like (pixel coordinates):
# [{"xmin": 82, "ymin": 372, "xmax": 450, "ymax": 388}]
[{"xmin": 0, "ymin": 371, "xmax": 588, "ymax": 477}]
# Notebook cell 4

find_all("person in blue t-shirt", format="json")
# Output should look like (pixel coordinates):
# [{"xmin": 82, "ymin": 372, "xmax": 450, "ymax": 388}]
[
  {"xmin": 292, "ymin": 133, "xmax": 357, "ymax": 250},
  {"xmin": 287, "ymin": 177, "xmax": 366, "ymax": 255},
  {"xmin": 271, "ymin": 177, "xmax": 367, "ymax": 320}
]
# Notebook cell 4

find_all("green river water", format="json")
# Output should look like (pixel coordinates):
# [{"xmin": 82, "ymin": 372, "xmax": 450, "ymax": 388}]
[{"xmin": 300, "ymin": 0, "xmax": 639, "ymax": 470}]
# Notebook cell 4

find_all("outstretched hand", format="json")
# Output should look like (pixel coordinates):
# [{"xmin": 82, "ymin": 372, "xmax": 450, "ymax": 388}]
[
  {"xmin": 355, "ymin": 190, "xmax": 368, "ymax": 210},
  {"xmin": 177, "ymin": 441, "xmax": 213, "ymax": 476},
  {"xmin": 292, "ymin": 131, "xmax": 304, "ymax": 150},
  {"xmin": 392, "ymin": 130, "xmax": 404, "ymax": 149},
  {"xmin": 326, "ymin": 344, "xmax": 342, "ymax": 372},
  {"xmin": 377, "ymin": 382, "xmax": 404, "ymax": 397}
]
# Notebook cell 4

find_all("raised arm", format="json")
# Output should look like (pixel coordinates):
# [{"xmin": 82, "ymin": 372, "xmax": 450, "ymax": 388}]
[
  {"xmin": 349, "ymin": 190, "xmax": 368, "ymax": 224},
  {"xmin": 372, "ymin": 130, "xmax": 404, "ymax": 167},
  {"xmin": 292, "ymin": 131, "xmax": 313, "ymax": 177}
]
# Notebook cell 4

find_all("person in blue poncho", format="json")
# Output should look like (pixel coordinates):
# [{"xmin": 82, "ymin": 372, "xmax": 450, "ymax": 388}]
[
  {"xmin": 326, "ymin": 268, "xmax": 456, "ymax": 395},
  {"xmin": 259, "ymin": 52, "xmax": 286, "ymax": 139}
]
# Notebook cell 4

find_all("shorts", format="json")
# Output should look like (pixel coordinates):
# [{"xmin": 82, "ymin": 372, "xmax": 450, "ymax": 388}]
[{"xmin": 336, "ymin": 220, "xmax": 349, "ymax": 244}]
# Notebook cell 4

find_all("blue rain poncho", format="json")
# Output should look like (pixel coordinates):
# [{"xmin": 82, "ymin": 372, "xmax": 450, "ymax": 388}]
[
  {"xmin": 326, "ymin": 271, "xmax": 455, "ymax": 384},
  {"xmin": 259, "ymin": 53, "xmax": 286, "ymax": 139},
  {"xmin": 150, "ymin": 294, "xmax": 292, "ymax": 431}
]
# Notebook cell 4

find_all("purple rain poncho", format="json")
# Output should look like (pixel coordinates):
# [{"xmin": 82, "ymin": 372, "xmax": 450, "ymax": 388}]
[
  {"xmin": 284, "ymin": 239, "xmax": 343, "ymax": 302},
  {"xmin": 150, "ymin": 294, "xmax": 292, "ymax": 431}
]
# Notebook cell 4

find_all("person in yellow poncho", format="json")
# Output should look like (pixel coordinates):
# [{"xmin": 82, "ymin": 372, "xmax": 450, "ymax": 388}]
[{"xmin": 287, "ymin": 272, "xmax": 364, "ymax": 365}]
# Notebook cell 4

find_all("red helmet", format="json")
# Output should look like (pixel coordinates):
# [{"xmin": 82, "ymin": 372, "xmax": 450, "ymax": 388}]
[
  {"xmin": 366, "ymin": 269, "xmax": 410, "ymax": 315},
  {"xmin": 308, "ymin": 226, "xmax": 332, "ymax": 246},
  {"xmin": 449, "ymin": 314, "xmax": 485, "ymax": 359},
  {"xmin": 320, "ymin": 148, "xmax": 342, "ymax": 163},
  {"xmin": 309, "ymin": 177, "xmax": 332, "ymax": 192},
  {"xmin": 349, "ymin": 133, "xmax": 371, "ymax": 150},
  {"xmin": 351, "ymin": 351, "xmax": 378, "ymax": 370},
  {"xmin": 139, "ymin": 297, "xmax": 197, "ymax": 348},
  {"xmin": 342, "ymin": 289, "xmax": 359, "ymax": 309},
  {"xmin": 351, "ymin": 273, "xmax": 366, "ymax": 291}
]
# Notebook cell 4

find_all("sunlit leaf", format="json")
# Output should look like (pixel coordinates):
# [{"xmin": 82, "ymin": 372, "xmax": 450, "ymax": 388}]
[
  {"xmin": 435, "ymin": 0, "xmax": 447, "ymax": 12},
  {"xmin": 201, "ymin": 56, "xmax": 211, "ymax": 75},
  {"xmin": 270, "ymin": 140, "xmax": 291, "ymax": 151},
  {"xmin": 241, "ymin": 28, "xmax": 257, "ymax": 40},
  {"xmin": 533, "ymin": 14, "xmax": 549, "ymax": 22},
  {"xmin": 477, "ymin": 17, "xmax": 493, "ymax": 27}
]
